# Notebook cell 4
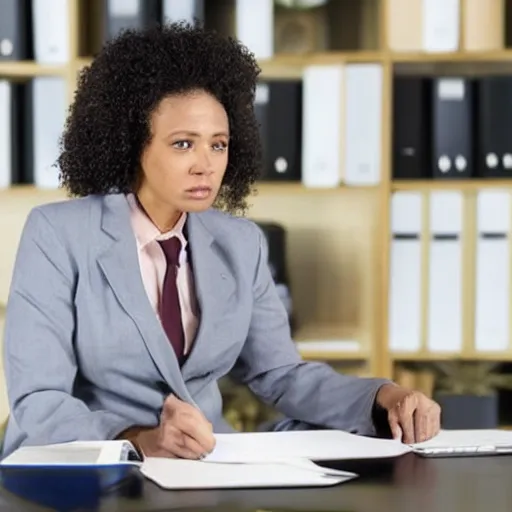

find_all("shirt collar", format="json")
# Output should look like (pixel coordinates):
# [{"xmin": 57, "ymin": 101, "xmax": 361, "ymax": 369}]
[{"xmin": 126, "ymin": 193, "xmax": 188, "ymax": 250}]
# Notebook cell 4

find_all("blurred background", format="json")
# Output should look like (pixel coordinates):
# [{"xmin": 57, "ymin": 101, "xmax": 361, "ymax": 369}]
[{"xmin": 2, "ymin": 0, "xmax": 512, "ymax": 433}]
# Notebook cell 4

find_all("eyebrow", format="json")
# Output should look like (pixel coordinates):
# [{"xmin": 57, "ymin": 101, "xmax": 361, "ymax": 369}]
[{"xmin": 167, "ymin": 130, "xmax": 230, "ymax": 138}]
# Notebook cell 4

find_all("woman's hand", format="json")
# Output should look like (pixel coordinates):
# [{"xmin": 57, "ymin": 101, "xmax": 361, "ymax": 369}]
[
  {"xmin": 137, "ymin": 395, "xmax": 216, "ymax": 459},
  {"xmin": 376, "ymin": 383, "xmax": 441, "ymax": 444}
]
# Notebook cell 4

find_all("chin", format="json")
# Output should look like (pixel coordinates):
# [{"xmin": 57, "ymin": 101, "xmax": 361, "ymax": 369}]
[{"xmin": 181, "ymin": 199, "xmax": 216, "ymax": 213}]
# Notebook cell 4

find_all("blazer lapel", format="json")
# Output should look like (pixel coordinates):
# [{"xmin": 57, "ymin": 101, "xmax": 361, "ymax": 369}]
[
  {"xmin": 96, "ymin": 194, "xmax": 193, "ymax": 402},
  {"xmin": 181, "ymin": 212, "xmax": 236, "ymax": 378}
]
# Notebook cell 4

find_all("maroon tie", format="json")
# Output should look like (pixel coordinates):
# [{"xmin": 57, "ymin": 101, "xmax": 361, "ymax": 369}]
[{"xmin": 158, "ymin": 237, "xmax": 185, "ymax": 363}]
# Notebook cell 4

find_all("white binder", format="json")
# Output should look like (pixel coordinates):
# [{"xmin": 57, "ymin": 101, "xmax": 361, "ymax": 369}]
[
  {"xmin": 343, "ymin": 64, "xmax": 382, "ymax": 186},
  {"xmin": 162, "ymin": 0, "xmax": 204, "ymax": 24},
  {"xmin": 236, "ymin": 0, "xmax": 273, "ymax": 59},
  {"xmin": 301, "ymin": 64, "xmax": 344, "ymax": 188},
  {"xmin": 422, "ymin": 0, "xmax": 460, "ymax": 53},
  {"xmin": 32, "ymin": 0, "xmax": 69, "ymax": 64},
  {"xmin": 388, "ymin": 192, "xmax": 423, "ymax": 352},
  {"xmin": 474, "ymin": 190, "xmax": 511, "ymax": 353},
  {"xmin": 31, "ymin": 77, "xmax": 66, "ymax": 189},
  {"xmin": 0, "ymin": 81, "xmax": 12, "ymax": 189},
  {"xmin": 427, "ymin": 191, "xmax": 463, "ymax": 352}
]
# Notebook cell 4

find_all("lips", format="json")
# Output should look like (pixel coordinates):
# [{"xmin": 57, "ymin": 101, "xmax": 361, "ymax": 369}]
[
  {"xmin": 185, "ymin": 186, "xmax": 213, "ymax": 200},
  {"xmin": 186, "ymin": 186, "xmax": 212, "ymax": 193}
]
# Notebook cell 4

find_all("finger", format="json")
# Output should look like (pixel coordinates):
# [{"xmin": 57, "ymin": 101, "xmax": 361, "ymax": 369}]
[
  {"xmin": 176, "ymin": 413, "xmax": 216, "ymax": 453},
  {"xmin": 181, "ymin": 432, "xmax": 212, "ymax": 458},
  {"xmin": 137, "ymin": 431, "xmax": 176, "ymax": 459},
  {"xmin": 162, "ymin": 396, "xmax": 210, "ymax": 428},
  {"xmin": 170, "ymin": 440, "xmax": 204, "ymax": 460},
  {"xmin": 397, "ymin": 397, "xmax": 417, "ymax": 444},
  {"xmin": 160, "ymin": 396, "xmax": 216, "ymax": 453},
  {"xmin": 387, "ymin": 411, "xmax": 403, "ymax": 441},
  {"xmin": 427, "ymin": 404, "xmax": 441, "ymax": 440},
  {"xmin": 162, "ymin": 394, "xmax": 185, "ymax": 418},
  {"xmin": 159, "ymin": 425, "xmax": 204, "ymax": 459},
  {"xmin": 414, "ymin": 403, "xmax": 429, "ymax": 443}
]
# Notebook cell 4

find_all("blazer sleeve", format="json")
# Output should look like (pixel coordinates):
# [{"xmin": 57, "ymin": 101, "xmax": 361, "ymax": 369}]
[
  {"xmin": 230, "ymin": 223, "xmax": 392, "ymax": 436},
  {"xmin": 3, "ymin": 208, "xmax": 134, "ymax": 447}
]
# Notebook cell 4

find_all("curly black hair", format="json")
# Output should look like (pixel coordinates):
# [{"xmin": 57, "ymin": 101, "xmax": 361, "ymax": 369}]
[{"xmin": 57, "ymin": 21, "xmax": 262, "ymax": 215}]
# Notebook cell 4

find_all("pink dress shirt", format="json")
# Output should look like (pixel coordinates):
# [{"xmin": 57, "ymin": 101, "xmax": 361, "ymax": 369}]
[{"xmin": 126, "ymin": 193, "xmax": 199, "ymax": 355}]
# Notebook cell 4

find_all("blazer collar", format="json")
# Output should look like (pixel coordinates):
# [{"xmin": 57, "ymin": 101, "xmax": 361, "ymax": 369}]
[
  {"xmin": 100, "ymin": 193, "xmax": 215, "ymax": 247},
  {"xmin": 97, "ymin": 194, "xmax": 235, "ymax": 399}
]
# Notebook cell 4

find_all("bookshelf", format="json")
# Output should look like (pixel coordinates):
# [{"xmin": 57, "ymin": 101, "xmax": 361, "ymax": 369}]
[{"xmin": 2, "ymin": 0, "xmax": 512, "ymax": 384}]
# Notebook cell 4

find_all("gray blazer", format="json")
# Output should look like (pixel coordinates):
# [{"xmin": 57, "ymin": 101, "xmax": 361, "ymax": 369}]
[{"xmin": 1, "ymin": 193, "xmax": 389, "ymax": 457}]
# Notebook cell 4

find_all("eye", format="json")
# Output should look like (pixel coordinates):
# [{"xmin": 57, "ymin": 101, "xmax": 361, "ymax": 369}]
[
  {"xmin": 172, "ymin": 140, "xmax": 192, "ymax": 150},
  {"xmin": 213, "ymin": 141, "xmax": 228, "ymax": 152}
]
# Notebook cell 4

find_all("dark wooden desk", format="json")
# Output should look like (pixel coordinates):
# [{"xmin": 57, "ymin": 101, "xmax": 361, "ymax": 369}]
[{"xmin": 1, "ymin": 453, "xmax": 511, "ymax": 511}]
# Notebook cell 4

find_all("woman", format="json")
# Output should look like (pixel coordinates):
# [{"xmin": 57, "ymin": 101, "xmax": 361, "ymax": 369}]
[{"xmin": 2, "ymin": 22, "xmax": 440, "ymax": 459}]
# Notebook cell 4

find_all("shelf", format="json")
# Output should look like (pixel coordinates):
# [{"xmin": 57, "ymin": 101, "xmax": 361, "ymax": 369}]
[
  {"xmin": 255, "ymin": 182, "xmax": 379, "ymax": 194},
  {"xmin": 297, "ymin": 340, "xmax": 370, "ymax": 362},
  {"xmin": 299, "ymin": 350, "xmax": 369, "ymax": 361},
  {"xmin": 0, "ymin": 183, "xmax": 379, "ymax": 200},
  {"xmin": 4, "ymin": 48, "xmax": 512, "ymax": 82},
  {"xmin": 253, "ymin": 49, "xmax": 512, "ymax": 69},
  {"xmin": 12, "ymin": 180, "xmax": 512, "ymax": 196},
  {"xmin": 391, "ymin": 49, "xmax": 512, "ymax": 63},
  {"xmin": 0, "ymin": 61, "xmax": 68, "ymax": 77},
  {"xmin": 77, "ymin": 52, "xmax": 386, "ymax": 79},
  {"xmin": 393, "ymin": 351, "xmax": 512, "ymax": 362},
  {"xmin": 293, "ymin": 324, "xmax": 368, "ymax": 361},
  {"xmin": 76, "ymin": 57, "xmax": 93, "ymax": 70},
  {"xmin": 392, "ymin": 179, "xmax": 512, "ymax": 191},
  {"xmin": 0, "ymin": 185, "xmax": 68, "ymax": 200}
]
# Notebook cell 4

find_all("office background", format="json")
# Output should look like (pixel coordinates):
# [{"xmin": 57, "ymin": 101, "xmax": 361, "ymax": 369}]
[{"xmin": 1, "ymin": 0, "xmax": 512, "ymax": 432}]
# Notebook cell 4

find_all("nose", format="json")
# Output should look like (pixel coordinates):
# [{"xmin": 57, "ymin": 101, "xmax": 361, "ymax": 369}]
[{"xmin": 190, "ymin": 147, "xmax": 214, "ymax": 175}]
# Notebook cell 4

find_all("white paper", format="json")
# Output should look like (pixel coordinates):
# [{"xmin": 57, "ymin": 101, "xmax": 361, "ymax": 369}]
[
  {"xmin": 140, "ymin": 457, "xmax": 356, "ymax": 490},
  {"xmin": 202, "ymin": 429, "xmax": 512, "ymax": 465},
  {"xmin": 204, "ymin": 430, "xmax": 412, "ymax": 463}
]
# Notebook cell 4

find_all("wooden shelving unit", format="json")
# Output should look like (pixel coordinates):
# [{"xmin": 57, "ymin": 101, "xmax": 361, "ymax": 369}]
[
  {"xmin": 0, "ymin": 62, "xmax": 67, "ymax": 77},
  {"xmin": 2, "ymin": 0, "xmax": 512, "ymax": 381},
  {"xmin": 393, "ymin": 179, "xmax": 512, "ymax": 191}
]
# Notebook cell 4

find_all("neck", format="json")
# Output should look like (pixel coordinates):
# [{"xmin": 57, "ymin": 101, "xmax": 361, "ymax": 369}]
[{"xmin": 135, "ymin": 191, "xmax": 182, "ymax": 233}]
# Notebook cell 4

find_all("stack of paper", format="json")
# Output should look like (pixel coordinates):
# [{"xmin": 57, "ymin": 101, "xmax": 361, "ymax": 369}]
[
  {"xmin": 140, "ymin": 458, "xmax": 356, "ymax": 490},
  {"xmin": 202, "ymin": 430, "xmax": 412, "ymax": 463},
  {"xmin": 140, "ymin": 429, "xmax": 409, "ymax": 490},
  {"xmin": 4, "ymin": 429, "xmax": 512, "ymax": 490}
]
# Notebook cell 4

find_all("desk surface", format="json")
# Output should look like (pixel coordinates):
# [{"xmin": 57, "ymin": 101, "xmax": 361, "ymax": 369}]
[{"xmin": 0, "ymin": 453, "xmax": 511, "ymax": 512}]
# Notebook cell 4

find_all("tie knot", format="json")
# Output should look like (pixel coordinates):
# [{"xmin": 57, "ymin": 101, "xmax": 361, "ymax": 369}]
[{"xmin": 159, "ymin": 237, "xmax": 182, "ymax": 267}]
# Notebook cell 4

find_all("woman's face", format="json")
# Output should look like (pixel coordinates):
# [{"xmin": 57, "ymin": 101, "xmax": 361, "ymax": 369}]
[{"xmin": 137, "ymin": 89, "xmax": 229, "ymax": 225}]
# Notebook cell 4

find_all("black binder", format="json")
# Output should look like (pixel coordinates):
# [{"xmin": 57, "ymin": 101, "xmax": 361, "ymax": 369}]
[
  {"xmin": 1, "ymin": 81, "xmax": 28, "ymax": 184},
  {"xmin": 256, "ymin": 222, "xmax": 289, "ymax": 285},
  {"xmin": 254, "ymin": 80, "xmax": 302, "ymax": 181},
  {"xmin": 432, "ymin": 77, "xmax": 475, "ymax": 179},
  {"xmin": 20, "ymin": 79, "xmax": 35, "ymax": 184},
  {"xmin": 0, "ymin": 0, "xmax": 32, "ymax": 61},
  {"xmin": 476, "ymin": 75, "xmax": 512, "ymax": 179},
  {"xmin": 392, "ymin": 76, "xmax": 432, "ymax": 179},
  {"xmin": 255, "ymin": 221, "xmax": 295, "ymax": 332},
  {"xmin": 104, "ymin": 0, "xmax": 162, "ymax": 42}
]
